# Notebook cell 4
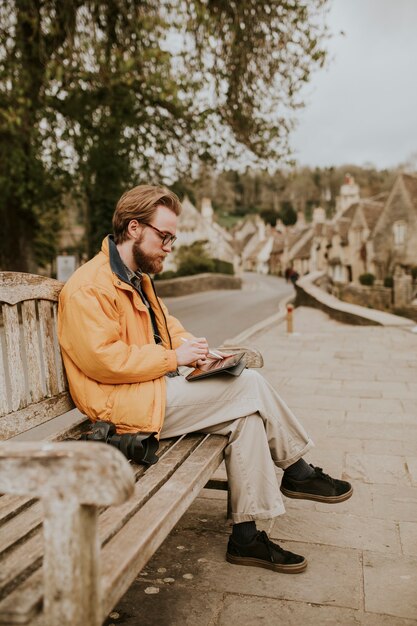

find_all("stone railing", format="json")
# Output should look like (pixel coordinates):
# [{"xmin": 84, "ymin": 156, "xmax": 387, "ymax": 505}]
[
  {"xmin": 154, "ymin": 273, "xmax": 242, "ymax": 297},
  {"xmin": 294, "ymin": 271, "xmax": 414, "ymax": 327}
]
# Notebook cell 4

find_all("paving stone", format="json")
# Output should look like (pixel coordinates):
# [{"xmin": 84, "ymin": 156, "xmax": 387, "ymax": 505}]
[
  {"xmin": 363, "ymin": 439, "xmax": 417, "ymax": 455},
  {"xmin": 312, "ymin": 481, "xmax": 374, "ymax": 518},
  {"xmin": 399, "ymin": 522, "xmax": 417, "ymax": 556},
  {"xmin": 371, "ymin": 484, "xmax": 417, "ymax": 522},
  {"xmin": 271, "ymin": 508, "xmax": 401, "ymax": 554},
  {"xmin": 345, "ymin": 453, "xmax": 410, "ymax": 486},
  {"xmin": 328, "ymin": 422, "xmax": 417, "ymax": 442},
  {"xmin": 363, "ymin": 551, "xmax": 417, "ymax": 620},
  {"xmin": 313, "ymin": 436, "xmax": 365, "ymax": 454},
  {"xmin": 103, "ymin": 582, "xmax": 222, "ymax": 626},
  {"xmin": 406, "ymin": 457, "xmax": 417, "ymax": 485},
  {"xmin": 217, "ymin": 595, "xmax": 417, "ymax": 626},
  {"xmin": 358, "ymin": 397, "xmax": 404, "ymax": 413}
]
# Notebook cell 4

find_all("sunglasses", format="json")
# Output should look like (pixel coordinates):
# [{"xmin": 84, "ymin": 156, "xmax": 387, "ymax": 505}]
[{"xmin": 141, "ymin": 222, "xmax": 177, "ymax": 246}]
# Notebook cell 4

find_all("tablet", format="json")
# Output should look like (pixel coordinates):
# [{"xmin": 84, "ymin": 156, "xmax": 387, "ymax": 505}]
[{"xmin": 185, "ymin": 352, "xmax": 245, "ymax": 381}]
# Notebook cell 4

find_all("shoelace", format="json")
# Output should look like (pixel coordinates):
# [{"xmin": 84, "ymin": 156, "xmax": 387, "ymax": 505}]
[
  {"xmin": 310, "ymin": 465, "xmax": 337, "ymax": 486},
  {"xmin": 257, "ymin": 530, "xmax": 285, "ymax": 563}
]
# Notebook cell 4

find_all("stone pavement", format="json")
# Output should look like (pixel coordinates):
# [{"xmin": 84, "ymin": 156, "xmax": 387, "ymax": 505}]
[{"xmin": 105, "ymin": 307, "xmax": 417, "ymax": 626}]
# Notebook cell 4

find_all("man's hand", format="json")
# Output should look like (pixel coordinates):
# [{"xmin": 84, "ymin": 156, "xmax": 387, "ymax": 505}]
[
  {"xmin": 175, "ymin": 337, "xmax": 209, "ymax": 366},
  {"xmin": 196, "ymin": 349, "xmax": 231, "ymax": 367}
]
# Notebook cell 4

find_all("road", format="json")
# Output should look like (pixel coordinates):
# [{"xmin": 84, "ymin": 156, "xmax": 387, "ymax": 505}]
[{"xmin": 163, "ymin": 272, "xmax": 293, "ymax": 347}]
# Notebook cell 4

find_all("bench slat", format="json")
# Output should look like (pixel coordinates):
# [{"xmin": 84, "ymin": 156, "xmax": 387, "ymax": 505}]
[
  {"xmin": 38, "ymin": 301, "xmax": 59, "ymax": 397},
  {"xmin": 21, "ymin": 301, "xmax": 44, "ymax": 403},
  {"xmin": 0, "ymin": 569, "xmax": 43, "ymax": 624},
  {"xmin": 0, "ymin": 338, "xmax": 8, "ymax": 416},
  {"xmin": 98, "ymin": 435, "xmax": 204, "ymax": 545},
  {"xmin": 100, "ymin": 434, "xmax": 227, "ymax": 619},
  {"xmin": 0, "ymin": 393, "xmax": 74, "ymax": 440},
  {"xmin": 2, "ymin": 305, "xmax": 25, "ymax": 412},
  {"xmin": 0, "ymin": 502, "xmax": 42, "ymax": 556},
  {"xmin": 0, "ymin": 495, "xmax": 35, "ymax": 525},
  {"xmin": 52, "ymin": 305, "xmax": 66, "ymax": 393},
  {"xmin": 0, "ymin": 532, "xmax": 43, "ymax": 607}
]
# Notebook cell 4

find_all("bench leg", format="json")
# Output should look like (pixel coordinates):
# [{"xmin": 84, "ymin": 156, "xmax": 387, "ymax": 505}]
[{"xmin": 42, "ymin": 498, "xmax": 102, "ymax": 626}]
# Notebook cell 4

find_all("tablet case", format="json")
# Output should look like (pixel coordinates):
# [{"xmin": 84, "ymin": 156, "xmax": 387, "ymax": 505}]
[{"xmin": 185, "ymin": 352, "xmax": 246, "ymax": 381}]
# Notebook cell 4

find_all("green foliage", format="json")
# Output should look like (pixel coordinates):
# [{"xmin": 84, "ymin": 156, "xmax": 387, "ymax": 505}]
[
  {"xmin": 260, "ymin": 209, "xmax": 280, "ymax": 226},
  {"xmin": 1, "ymin": 0, "xmax": 330, "ymax": 269},
  {"xmin": 212, "ymin": 258, "xmax": 234, "ymax": 275},
  {"xmin": 155, "ymin": 243, "xmax": 234, "ymax": 278},
  {"xmin": 280, "ymin": 201, "xmax": 297, "ymax": 226},
  {"xmin": 383, "ymin": 276, "xmax": 394, "ymax": 288},
  {"xmin": 359, "ymin": 273, "xmax": 376, "ymax": 286},
  {"xmin": 175, "ymin": 241, "xmax": 214, "ymax": 276}
]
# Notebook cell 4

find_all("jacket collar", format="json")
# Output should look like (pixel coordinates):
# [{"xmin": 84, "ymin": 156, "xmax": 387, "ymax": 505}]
[{"xmin": 106, "ymin": 235, "xmax": 131, "ymax": 284}]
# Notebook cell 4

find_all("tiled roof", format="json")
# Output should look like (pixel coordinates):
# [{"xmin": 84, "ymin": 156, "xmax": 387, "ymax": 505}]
[
  {"xmin": 271, "ymin": 231, "xmax": 285, "ymax": 254},
  {"xmin": 293, "ymin": 236, "xmax": 313, "ymax": 260},
  {"xmin": 337, "ymin": 217, "xmax": 351, "ymax": 244},
  {"xmin": 401, "ymin": 173, "xmax": 417, "ymax": 210},
  {"xmin": 360, "ymin": 201, "xmax": 384, "ymax": 233}
]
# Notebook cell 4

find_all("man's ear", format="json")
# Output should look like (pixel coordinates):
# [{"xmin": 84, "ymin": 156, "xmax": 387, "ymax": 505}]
[{"xmin": 127, "ymin": 219, "xmax": 141, "ymax": 239}]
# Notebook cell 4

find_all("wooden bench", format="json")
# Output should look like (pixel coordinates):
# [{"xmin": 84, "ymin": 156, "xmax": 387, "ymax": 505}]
[{"xmin": 0, "ymin": 271, "xmax": 263, "ymax": 626}]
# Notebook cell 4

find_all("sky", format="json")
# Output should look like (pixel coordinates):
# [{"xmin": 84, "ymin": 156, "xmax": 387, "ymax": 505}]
[{"xmin": 290, "ymin": 0, "xmax": 417, "ymax": 170}]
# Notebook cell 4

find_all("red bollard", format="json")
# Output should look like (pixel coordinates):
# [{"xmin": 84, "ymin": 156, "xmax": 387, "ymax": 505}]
[{"xmin": 286, "ymin": 303, "xmax": 294, "ymax": 333}]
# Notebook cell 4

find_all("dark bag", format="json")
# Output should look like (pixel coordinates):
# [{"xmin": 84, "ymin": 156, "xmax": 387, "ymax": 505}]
[{"xmin": 81, "ymin": 420, "xmax": 159, "ymax": 466}]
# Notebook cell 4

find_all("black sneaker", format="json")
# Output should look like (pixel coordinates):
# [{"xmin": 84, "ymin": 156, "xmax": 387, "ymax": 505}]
[
  {"xmin": 281, "ymin": 465, "xmax": 353, "ymax": 503},
  {"xmin": 226, "ymin": 530, "xmax": 307, "ymax": 574}
]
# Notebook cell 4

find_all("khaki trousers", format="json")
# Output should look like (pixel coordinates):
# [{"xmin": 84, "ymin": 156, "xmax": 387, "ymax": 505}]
[{"xmin": 161, "ymin": 369, "xmax": 314, "ymax": 523}]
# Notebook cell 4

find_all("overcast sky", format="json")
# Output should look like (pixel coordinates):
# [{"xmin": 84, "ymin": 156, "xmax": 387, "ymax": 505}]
[{"xmin": 290, "ymin": 0, "xmax": 417, "ymax": 170}]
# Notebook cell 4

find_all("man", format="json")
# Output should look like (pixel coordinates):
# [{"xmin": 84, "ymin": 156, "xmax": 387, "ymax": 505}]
[{"xmin": 58, "ymin": 184, "xmax": 352, "ymax": 574}]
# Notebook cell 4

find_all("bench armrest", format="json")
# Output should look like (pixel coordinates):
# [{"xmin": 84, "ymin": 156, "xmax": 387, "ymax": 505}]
[
  {"xmin": 0, "ymin": 441, "xmax": 134, "ymax": 505},
  {"xmin": 218, "ymin": 345, "xmax": 264, "ymax": 368},
  {"xmin": 0, "ymin": 441, "xmax": 135, "ymax": 626}
]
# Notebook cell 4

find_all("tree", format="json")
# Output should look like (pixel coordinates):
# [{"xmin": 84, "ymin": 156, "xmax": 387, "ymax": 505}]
[
  {"xmin": 279, "ymin": 201, "xmax": 297, "ymax": 226},
  {"xmin": 1, "ymin": 0, "xmax": 329, "ymax": 269},
  {"xmin": 0, "ymin": 1, "xmax": 75, "ymax": 271}
]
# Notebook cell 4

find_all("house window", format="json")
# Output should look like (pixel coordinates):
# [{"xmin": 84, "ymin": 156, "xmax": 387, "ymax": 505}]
[{"xmin": 393, "ymin": 221, "xmax": 407, "ymax": 246}]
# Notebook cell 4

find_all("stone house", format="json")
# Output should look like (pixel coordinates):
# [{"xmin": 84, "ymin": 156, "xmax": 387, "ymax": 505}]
[
  {"xmin": 327, "ymin": 198, "xmax": 385, "ymax": 283},
  {"xmin": 165, "ymin": 196, "xmax": 238, "ymax": 272},
  {"xmin": 371, "ymin": 173, "xmax": 417, "ymax": 279}
]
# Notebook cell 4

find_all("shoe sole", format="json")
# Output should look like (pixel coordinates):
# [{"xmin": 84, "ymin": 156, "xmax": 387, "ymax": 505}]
[
  {"xmin": 280, "ymin": 485, "xmax": 353, "ymax": 503},
  {"xmin": 226, "ymin": 553, "xmax": 308, "ymax": 574}
]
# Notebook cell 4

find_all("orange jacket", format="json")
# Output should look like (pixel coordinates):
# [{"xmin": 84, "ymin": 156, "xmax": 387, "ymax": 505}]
[{"xmin": 58, "ymin": 237, "xmax": 192, "ymax": 434}]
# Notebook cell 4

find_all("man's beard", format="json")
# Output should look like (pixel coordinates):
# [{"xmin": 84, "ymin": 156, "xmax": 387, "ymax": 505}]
[{"xmin": 132, "ymin": 235, "xmax": 166, "ymax": 274}]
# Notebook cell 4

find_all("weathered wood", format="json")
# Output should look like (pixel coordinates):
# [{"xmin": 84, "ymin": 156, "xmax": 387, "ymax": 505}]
[
  {"xmin": 43, "ymin": 500, "xmax": 101, "ymax": 626},
  {"xmin": 100, "ymin": 435, "xmax": 227, "ymax": 619},
  {"xmin": 21, "ymin": 301, "xmax": 44, "ymax": 403},
  {"xmin": 52, "ymin": 303, "xmax": 66, "ymax": 393},
  {"xmin": 0, "ymin": 502, "xmax": 42, "ymax": 556},
  {"xmin": 38, "ymin": 301, "xmax": 59, "ymax": 397},
  {"xmin": 0, "ymin": 336, "xmax": 8, "ymax": 416},
  {"xmin": 0, "ymin": 442, "xmax": 134, "ymax": 505},
  {"xmin": 0, "ymin": 393, "xmax": 75, "ymax": 440},
  {"xmin": 0, "ymin": 272, "xmax": 62, "ymax": 306},
  {"xmin": 2, "ymin": 305, "xmax": 25, "ymax": 412},
  {"xmin": 0, "ymin": 569, "xmax": 43, "ymax": 624},
  {"xmin": 98, "ymin": 435, "xmax": 205, "ymax": 545},
  {"xmin": 0, "ymin": 530, "xmax": 43, "ymax": 601},
  {"xmin": 218, "ymin": 345, "xmax": 264, "ymax": 368},
  {"xmin": 0, "ymin": 494, "xmax": 35, "ymax": 525}
]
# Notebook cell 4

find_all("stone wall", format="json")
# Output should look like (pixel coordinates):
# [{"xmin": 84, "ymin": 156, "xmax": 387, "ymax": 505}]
[
  {"xmin": 154, "ymin": 273, "xmax": 242, "ymax": 297},
  {"xmin": 335, "ymin": 283, "xmax": 392, "ymax": 311}
]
